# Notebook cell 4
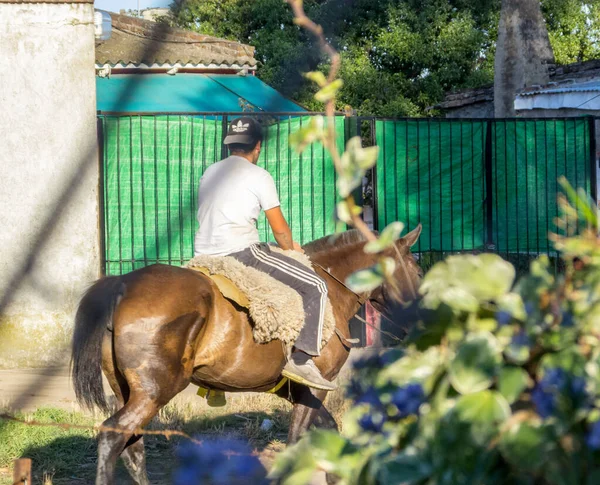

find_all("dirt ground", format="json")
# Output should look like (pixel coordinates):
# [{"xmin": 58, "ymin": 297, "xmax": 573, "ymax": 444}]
[{"xmin": 0, "ymin": 350, "xmax": 375, "ymax": 484}]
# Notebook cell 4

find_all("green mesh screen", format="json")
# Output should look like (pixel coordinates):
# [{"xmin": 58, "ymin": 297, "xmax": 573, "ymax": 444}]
[
  {"xmin": 375, "ymin": 120, "xmax": 487, "ymax": 253},
  {"xmin": 375, "ymin": 118, "xmax": 593, "ymax": 255},
  {"xmin": 101, "ymin": 115, "xmax": 343, "ymax": 275},
  {"xmin": 491, "ymin": 119, "xmax": 592, "ymax": 254}
]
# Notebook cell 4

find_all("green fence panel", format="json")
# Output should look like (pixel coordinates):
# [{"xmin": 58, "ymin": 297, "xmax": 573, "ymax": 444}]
[
  {"xmin": 102, "ymin": 115, "xmax": 223, "ymax": 275},
  {"xmin": 256, "ymin": 116, "xmax": 344, "ymax": 245},
  {"xmin": 491, "ymin": 119, "xmax": 591, "ymax": 254},
  {"xmin": 102, "ymin": 115, "xmax": 343, "ymax": 275},
  {"xmin": 375, "ymin": 119, "xmax": 487, "ymax": 253}
]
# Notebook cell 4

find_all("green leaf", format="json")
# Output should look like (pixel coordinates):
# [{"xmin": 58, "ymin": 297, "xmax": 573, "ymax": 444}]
[
  {"xmin": 504, "ymin": 338, "xmax": 531, "ymax": 365},
  {"xmin": 447, "ymin": 254, "xmax": 515, "ymax": 302},
  {"xmin": 269, "ymin": 438, "xmax": 317, "ymax": 482},
  {"xmin": 498, "ymin": 367, "xmax": 529, "ymax": 404},
  {"xmin": 336, "ymin": 164, "xmax": 363, "ymax": 198},
  {"xmin": 364, "ymin": 222, "xmax": 405, "ymax": 253},
  {"xmin": 499, "ymin": 421, "xmax": 550, "ymax": 472},
  {"xmin": 376, "ymin": 454, "xmax": 433, "ymax": 484},
  {"xmin": 497, "ymin": 293, "xmax": 526, "ymax": 321},
  {"xmin": 314, "ymin": 79, "xmax": 344, "ymax": 102},
  {"xmin": 439, "ymin": 286, "xmax": 479, "ymax": 313},
  {"xmin": 281, "ymin": 468, "xmax": 318, "ymax": 485},
  {"xmin": 336, "ymin": 201, "xmax": 362, "ymax": 224},
  {"xmin": 344, "ymin": 136, "xmax": 379, "ymax": 170},
  {"xmin": 559, "ymin": 176, "xmax": 598, "ymax": 228},
  {"xmin": 289, "ymin": 116, "xmax": 324, "ymax": 153},
  {"xmin": 454, "ymin": 390, "xmax": 510, "ymax": 423},
  {"xmin": 308, "ymin": 430, "xmax": 363, "ymax": 478},
  {"xmin": 346, "ymin": 258, "xmax": 395, "ymax": 292},
  {"xmin": 336, "ymin": 137, "xmax": 378, "ymax": 198},
  {"xmin": 449, "ymin": 334, "xmax": 500, "ymax": 394},
  {"xmin": 378, "ymin": 347, "xmax": 442, "ymax": 392},
  {"xmin": 419, "ymin": 254, "xmax": 515, "ymax": 313},
  {"xmin": 346, "ymin": 268, "xmax": 384, "ymax": 293},
  {"xmin": 539, "ymin": 346, "xmax": 587, "ymax": 377},
  {"xmin": 304, "ymin": 70, "xmax": 327, "ymax": 87}
]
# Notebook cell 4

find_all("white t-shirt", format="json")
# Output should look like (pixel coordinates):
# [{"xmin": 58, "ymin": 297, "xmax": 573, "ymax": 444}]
[{"xmin": 194, "ymin": 156, "xmax": 280, "ymax": 256}]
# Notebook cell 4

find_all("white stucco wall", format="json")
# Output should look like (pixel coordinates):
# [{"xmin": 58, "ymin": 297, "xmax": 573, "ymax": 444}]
[{"xmin": 0, "ymin": 2, "xmax": 99, "ymax": 367}]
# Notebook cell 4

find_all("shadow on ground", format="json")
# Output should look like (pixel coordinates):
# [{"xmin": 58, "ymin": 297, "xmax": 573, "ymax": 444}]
[{"xmin": 7, "ymin": 410, "xmax": 288, "ymax": 485}]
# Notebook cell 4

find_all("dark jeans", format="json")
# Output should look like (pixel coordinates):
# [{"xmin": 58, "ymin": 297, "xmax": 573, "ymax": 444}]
[{"xmin": 229, "ymin": 243, "xmax": 327, "ymax": 356}]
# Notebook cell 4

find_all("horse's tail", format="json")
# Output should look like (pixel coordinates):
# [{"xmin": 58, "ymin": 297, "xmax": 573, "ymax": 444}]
[{"xmin": 71, "ymin": 276, "xmax": 124, "ymax": 413}]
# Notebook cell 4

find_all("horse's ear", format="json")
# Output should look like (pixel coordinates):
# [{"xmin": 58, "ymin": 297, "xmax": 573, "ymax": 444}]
[{"xmin": 398, "ymin": 224, "xmax": 422, "ymax": 248}]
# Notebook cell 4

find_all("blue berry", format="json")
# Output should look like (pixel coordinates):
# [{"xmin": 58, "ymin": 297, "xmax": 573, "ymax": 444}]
[
  {"xmin": 175, "ymin": 438, "xmax": 267, "ymax": 485},
  {"xmin": 353, "ymin": 354, "xmax": 382, "ymax": 370},
  {"xmin": 346, "ymin": 378, "xmax": 364, "ymax": 399},
  {"xmin": 511, "ymin": 331, "xmax": 531, "ymax": 348},
  {"xmin": 355, "ymin": 387, "xmax": 382, "ymax": 407},
  {"xmin": 587, "ymin": 421, "xmax": 600, "ymax": 450},
  {"xmin": 525, "ymin": 302, "xmax": 535, "ymax": 316},
  {"xmin": 543, "ymin": 368, "xmax": 567, "ymax": 389},
  {"xmin": 531, "ymin": 385, "xmax": 555, "ymax": 418},
  {"xmin": 391, "ymin": 383, "xmax": 425, "ymax": 417},
  {"xmin": 496, "ymin": 310, "xmax": 512, "ymax": 326},
  {"xmin": 359, "ymin": 414, "xmax": 384, "ymax": 433},
  {"xmin": 561, "ymin": 311, "xmax": 574, "ymax": 327}
]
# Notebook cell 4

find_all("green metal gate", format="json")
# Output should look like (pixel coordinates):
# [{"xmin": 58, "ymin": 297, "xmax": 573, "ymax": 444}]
[{"xmin": 374, "ymin": 117, "xmax": 596, "ymax": 265}]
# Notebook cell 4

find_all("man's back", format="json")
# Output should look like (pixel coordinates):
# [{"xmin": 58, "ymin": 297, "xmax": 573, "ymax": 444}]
[{"xmin": 194, "ymin": 156, "xmax": 279, "ymax": 256}]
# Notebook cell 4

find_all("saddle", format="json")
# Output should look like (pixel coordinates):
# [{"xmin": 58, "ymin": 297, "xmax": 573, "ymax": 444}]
[
  {"xmin": 185, "ymin": 249, "xmax": 336, "ymax": 351},
  {"xmin": 189, "ymin": 266, "xmax": 250, "ymax": 309}
]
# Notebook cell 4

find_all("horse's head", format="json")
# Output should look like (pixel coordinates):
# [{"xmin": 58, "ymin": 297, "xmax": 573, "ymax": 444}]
[
  {"xmin": 305, "ymin": 225, "xmax": 423, "ymax": 321},
  {"xmin": 368, "ymin": 224, "xmax": 423, "ymax": 320}
]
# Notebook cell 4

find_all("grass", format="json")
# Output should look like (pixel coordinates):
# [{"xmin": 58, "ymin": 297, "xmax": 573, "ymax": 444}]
[
  {"xmin": 0, "ymin": 408, "xmax": 96, "ymax": 485},
  {"xmin": 0, "ymin": 381, "xmax": 352, "ymax": 484}
]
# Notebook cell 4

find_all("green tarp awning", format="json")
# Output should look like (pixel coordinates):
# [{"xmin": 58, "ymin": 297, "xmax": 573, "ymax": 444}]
[{"xmin": 97, "ymin": 74, "xmax": 306, "ymax": 113}]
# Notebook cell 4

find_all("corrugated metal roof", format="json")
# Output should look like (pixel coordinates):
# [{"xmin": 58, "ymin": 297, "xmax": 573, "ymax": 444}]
[
  {"xmin": 517, "ymin": 80, "xmax": 600, "ymax": 97},
  {"xmin": 96, "ymin": 74, "xmax": 306, "ymax": 113}
]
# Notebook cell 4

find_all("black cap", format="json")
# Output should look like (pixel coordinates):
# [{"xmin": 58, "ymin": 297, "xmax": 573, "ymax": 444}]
[{"xmin": 223, "ymin": 117, "xmax": 263, "ymax": 146}]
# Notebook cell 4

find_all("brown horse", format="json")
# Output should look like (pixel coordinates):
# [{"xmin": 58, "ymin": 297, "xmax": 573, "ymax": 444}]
[{"xmin": 71, "ymin": 226, "xmax": 422, "ymax": 485}]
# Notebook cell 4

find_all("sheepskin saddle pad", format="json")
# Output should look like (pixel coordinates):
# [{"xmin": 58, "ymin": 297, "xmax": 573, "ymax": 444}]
[{"xmin": 185, "ymin": 248, "xmax": 336, "ymax": 350}]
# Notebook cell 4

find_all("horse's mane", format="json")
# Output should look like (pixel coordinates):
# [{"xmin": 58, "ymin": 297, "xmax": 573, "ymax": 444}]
[{"xmin": 304, "ymin": 229, "xmax": 376, "ymax": 256}]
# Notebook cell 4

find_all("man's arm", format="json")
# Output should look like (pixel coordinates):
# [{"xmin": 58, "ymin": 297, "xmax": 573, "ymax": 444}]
[{"xmin": 265, "ymin": 207, "xmax": 303, "ymax": 252}]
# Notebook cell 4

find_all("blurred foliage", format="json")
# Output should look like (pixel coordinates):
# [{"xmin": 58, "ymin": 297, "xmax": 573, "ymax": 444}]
[
  {"xmin": 271, "ymin": 180, "xmax": 600, "ymax": 484},
  {"xmin": 167, "ymin": 0, "xmax": 600, "ymax": 116}
]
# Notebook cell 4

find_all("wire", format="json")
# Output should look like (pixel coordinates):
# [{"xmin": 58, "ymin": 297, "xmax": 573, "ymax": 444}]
[
  {"xmin": 353, "ymin": 314, "xmax": 405, "ymax": 343},
  {"xmin": 575, "ymin": 91, "xmax": 600, "ymax": 109}
]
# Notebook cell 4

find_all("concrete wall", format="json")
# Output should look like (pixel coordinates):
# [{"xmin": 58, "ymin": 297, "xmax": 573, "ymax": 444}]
[{"xmin": 0, "ymin": 1, "xmax": 99, "ymax": 367}]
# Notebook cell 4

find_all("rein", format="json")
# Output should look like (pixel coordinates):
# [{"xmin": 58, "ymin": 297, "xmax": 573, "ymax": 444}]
[{"xmin": 312, "ymin": 262, "xmax": 367, "ymax": 306}]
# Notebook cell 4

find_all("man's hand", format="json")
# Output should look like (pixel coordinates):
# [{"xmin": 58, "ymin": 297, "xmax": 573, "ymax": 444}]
[{"xmin": 293, "ymin": 241, "xmax": 305, "ymax": 253}]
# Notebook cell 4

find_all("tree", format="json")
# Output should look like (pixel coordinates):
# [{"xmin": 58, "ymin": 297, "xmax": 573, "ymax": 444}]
[{"xmin": 168, "ymin": 0, "xmax": 600, "ymax": 116}]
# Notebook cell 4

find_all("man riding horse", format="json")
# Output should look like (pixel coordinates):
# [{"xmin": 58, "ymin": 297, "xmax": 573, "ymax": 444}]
[{"xmin": 194, "ymin": 116, "xmax": 335, "ymax": 391}]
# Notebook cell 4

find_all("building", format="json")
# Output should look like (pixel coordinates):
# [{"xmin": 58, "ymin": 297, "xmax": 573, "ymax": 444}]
[
  {"xmin": 95, "ymin": 12, "xmax": 304, "ymax": 113},
  {"xmin": 432, "ymin": 59, "xmax": 600, "ymax": 119}
]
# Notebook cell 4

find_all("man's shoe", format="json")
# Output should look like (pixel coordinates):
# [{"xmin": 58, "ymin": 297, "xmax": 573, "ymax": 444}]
[{"xmin": 282, "ymin": 358, "xmax": 337, "ymax": 391}]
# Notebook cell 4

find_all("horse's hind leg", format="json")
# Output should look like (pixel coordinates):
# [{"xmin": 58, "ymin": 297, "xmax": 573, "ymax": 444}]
[
  {"xmin": 100, "ymin": 334, "xmax": 150, "ymax": 485},
  {"xmin": 96, "ymin": 394, "xmax": 157, "ymax": 485},
  {"xmin": 121, "ymin": 438, "xmax": 149, "ymax": 485}
]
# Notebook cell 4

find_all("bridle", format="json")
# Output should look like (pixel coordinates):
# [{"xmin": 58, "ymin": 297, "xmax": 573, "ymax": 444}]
[
  {"xmin": 313, "ymin": 260, "xmax": 409, "ymax": 344},
  {"xmin": 312, "ymin": 261, "xmax": 367, "ymax": 306}
]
